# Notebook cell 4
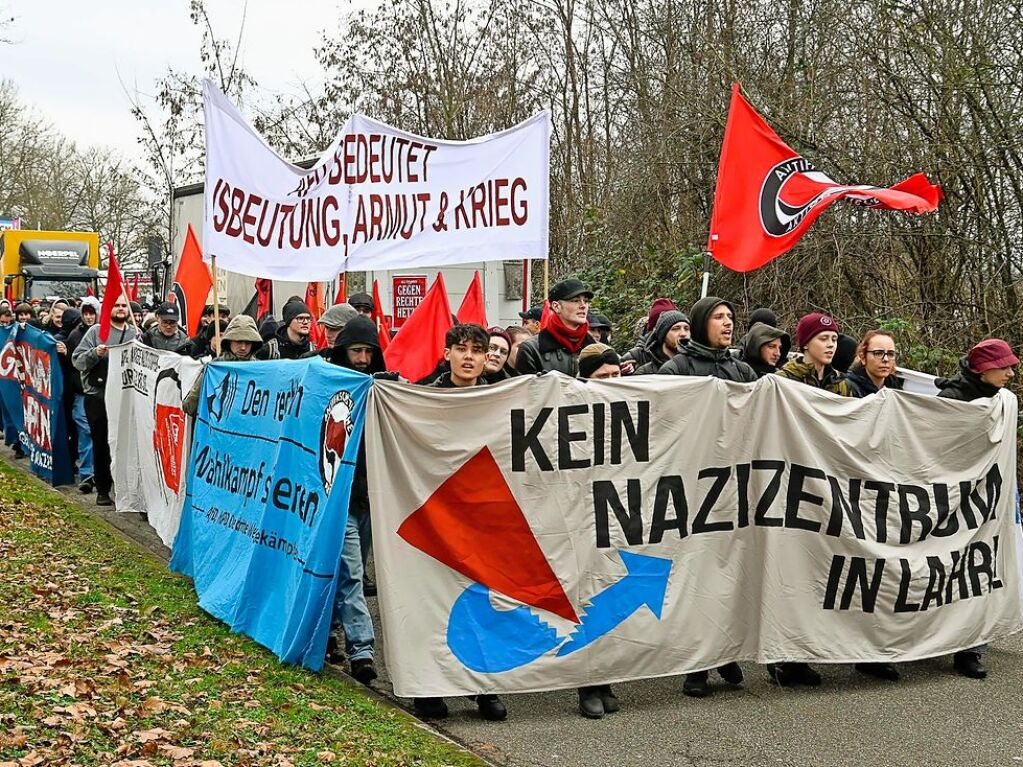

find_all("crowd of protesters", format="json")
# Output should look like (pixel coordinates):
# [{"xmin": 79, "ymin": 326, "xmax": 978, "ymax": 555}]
[{"xmin": 2, "ymin": 278, "xmax": 1018, "ymax": 724}]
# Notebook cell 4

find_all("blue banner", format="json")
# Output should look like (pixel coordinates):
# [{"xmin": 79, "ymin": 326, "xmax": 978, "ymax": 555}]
[
  {"xmin": 170, "ymin": 357, "xmax": 371, "ymax": 670},
  {"xmin": 0, "ymin": 323, "xmax": 73, "ymax": 485}
]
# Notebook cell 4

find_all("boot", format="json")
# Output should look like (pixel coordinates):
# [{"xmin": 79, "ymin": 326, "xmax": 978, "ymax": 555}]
[
  {"xmin": 953, "ymin": 652, "xmax": 987, "ymax": 679},
  {"xmin": 349, "ymin": 658, "xmax": 377, "ymax": 684},
  {"xmin": 413, "ymin": 697, "xmax": 449, "ymax": 718},
  {"xmin": 855, "ymin": 662, "xmax": 900, "ymax": 681},
  {"xmin": 768, "ymin": 662, "xmax": 821, "ymax": 687},
  {"xmin": 682, "ymin": 670, "xmax": 710, "ymax": 698},
  {"xmin": 598, "ymin": 684, "xmax": 619, "ymax": 714},
  {"xmin": 577, "ymin": 686, "xmax": 604, "ymax": 718},
  {"xmin": 475, "ymin": 694, "xmax": 507, "ymax": 721},
  {"xmin": 717, "ymin": 662, "xmax": 744, "ymax": 685}
]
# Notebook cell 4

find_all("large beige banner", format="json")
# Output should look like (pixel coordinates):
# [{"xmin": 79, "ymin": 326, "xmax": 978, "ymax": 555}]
[{"xmin": 366, "ymin": 373, "xmax": 1023, "ymax": 697}]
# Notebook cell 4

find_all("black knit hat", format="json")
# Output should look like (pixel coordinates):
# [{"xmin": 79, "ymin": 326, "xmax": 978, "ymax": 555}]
[{"xmin": 282, "ymin": 298, "xmax": 313, "ymax": 325}]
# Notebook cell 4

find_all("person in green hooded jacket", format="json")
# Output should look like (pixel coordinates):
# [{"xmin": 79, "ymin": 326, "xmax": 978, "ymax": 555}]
[
  {"xmin": 183, "ymin": 314, "xmax": 263, "ymax": 417},
  {"xmin": 775, "ymin": 312, "xmax": 852, "ymax": 396}
]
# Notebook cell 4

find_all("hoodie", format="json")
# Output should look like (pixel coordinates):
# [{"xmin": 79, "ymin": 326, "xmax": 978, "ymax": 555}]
[
  {"xmin": 845, "ymin": 365, "xmax": 904, "ymax": 397},
  {"xmin": 935, "ymin": 357, "xmax": 1000, "ymax": 402},
  {"xmin": 739, "ymin": 322, "xmax": 791, "ymax": 378},
  {"xmin": 658, "ymin": 297, "xmax": 757, "ymax": 382},
  {"xmin": 328, "ymin": 315, "xmax": 386, "ymax": 374},
  {"xmin": 634, "ymin": 310, "xmax": 689, "ymax": 375}
]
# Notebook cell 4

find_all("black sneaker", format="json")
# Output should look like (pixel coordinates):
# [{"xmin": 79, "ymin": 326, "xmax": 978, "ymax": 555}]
[
  {"xmin": 717, "ymin": 662, "xmax": 744, "ymax": 685},
  {"xmin": 413, "ymin": 697, "xmax": 449, "ymax": 719},
  {"xmin": 577, "ymin": 686, "xmax": 604, "ymax": 718},
  {"xmin": 12, "ymin": 445, "xmax": 25, "ymax": 459},
  {"xmin": 598, "ymin": 684, "xmax": 619, "ymax": 714},
  {"xmin": 475, "ymin": 694, "xmax": 507, "ymax": 721},
  {"xmin": 350, "ymin": 658, "xmax": 377, "ymax": 684},
  {"xmin": 78, "ymin": 477, "xmax": 95, "ymax": 494},
  {"xmin": 855, "ymin": 662, "xmax": 900, "ymax": 681},
  {"xmin": 768, "ymin": 662, "xmax": 821, "ymax": 687},
  {"xmin": 953, "ymin": 652, "xmax": 987, "ymax": 679},
  {"xmin": 95, "ymin": 493, "xmax": 113, "ymax": 507},
  {"xmin": 682, "ymin": 670, "xmax": 710, "ymax": 698}
]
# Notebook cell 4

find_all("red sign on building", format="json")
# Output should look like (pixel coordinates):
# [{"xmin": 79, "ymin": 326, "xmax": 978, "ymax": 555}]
[{"xmin": 392, "ymin": 275, "xmax": 427, "ymax": 328}]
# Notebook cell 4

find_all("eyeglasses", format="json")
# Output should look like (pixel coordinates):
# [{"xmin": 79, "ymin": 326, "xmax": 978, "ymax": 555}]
[
  {"xmin": 866, "ymin": 350, "xmax": 898, "ymax": 361},
  {"xmin": 487, "ymin": 344, "xmax": 509, "ymax": 357},
  {"xmin": 293, "ymin": 316, "xmax": 313, "ymax": 323}
]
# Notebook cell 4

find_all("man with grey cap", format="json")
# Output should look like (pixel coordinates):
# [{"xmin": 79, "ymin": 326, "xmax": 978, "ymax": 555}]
[
  {"xmin": 318, "ymin": 303, "xmax": 359, "ymax": 347},
  {"xmin": 514, "ymin": 278, "xmax": 596, "ymax": 376},
  {"xmin": 348, "ymin": 292, "xmax": 374, "ymax": 317},
  {"xmin": 141, "ymin": 302, "xmax": 189, "ymax": 352}
]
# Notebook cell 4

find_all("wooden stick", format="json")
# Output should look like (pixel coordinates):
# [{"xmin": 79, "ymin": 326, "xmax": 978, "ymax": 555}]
[
  {"xmin": 543, "ymin": 258, "xmax": 550, "ymax": 299},
  {"xmin": 210, "ymin": 254, "xmax": 222, "ymax": 356}
]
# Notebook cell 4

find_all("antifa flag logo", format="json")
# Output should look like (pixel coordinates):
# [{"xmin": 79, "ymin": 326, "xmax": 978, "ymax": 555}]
[
  {"xmin": 758, "ymin": 157, "xmax": 878, "ymax": 237},
  {"xmin": 320, "ymin": 390, "xmax": 355, "ymax": 496}
]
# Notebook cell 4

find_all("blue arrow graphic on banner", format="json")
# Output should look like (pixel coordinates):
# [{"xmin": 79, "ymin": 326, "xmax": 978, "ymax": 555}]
[
  {"xmin": 447, "ymin": 583, "xmax": 563, "ymax": 673},
  {"xmin": 556, "ymin": 552, "xmax": 672, "ymax": 657}
]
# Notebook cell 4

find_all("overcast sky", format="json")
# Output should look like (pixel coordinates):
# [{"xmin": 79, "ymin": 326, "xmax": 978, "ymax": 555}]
[{"xmin": 0, "ymin": 0, "xmax": 346, "ymax": 163}]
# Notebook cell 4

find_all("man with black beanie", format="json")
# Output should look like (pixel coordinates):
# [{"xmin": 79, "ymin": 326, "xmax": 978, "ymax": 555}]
[{"xmin": 258, "ymin": 298, "xmax": 315, "ymax": 360}]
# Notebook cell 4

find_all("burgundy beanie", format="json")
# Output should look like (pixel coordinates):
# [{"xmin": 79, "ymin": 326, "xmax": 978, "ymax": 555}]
[
  {"xmin": 795, "ymin": 312, "xmax": 841, "ymax": 349},
  {"xmin": 646, "ymin": 298, "xmax": 679, "ymax": 332},
  {"xmin": 968, "ymin": 339, "xmax": 1019, "ymax": 373},
  {"xmin": 488, "ymin": 326, "xmax": 512, "ymax": 349}
]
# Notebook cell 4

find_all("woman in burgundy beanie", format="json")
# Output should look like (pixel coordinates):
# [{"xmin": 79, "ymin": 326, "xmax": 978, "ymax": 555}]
[{"xmin": 934, "ymin": 337, "xmax": 1018, "ymax": 680}]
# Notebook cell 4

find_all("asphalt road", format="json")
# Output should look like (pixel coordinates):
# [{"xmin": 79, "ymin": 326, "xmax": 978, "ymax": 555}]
[{"xmin": 21, "ymin": 451, "xmax": 1023, "ymax": 767}]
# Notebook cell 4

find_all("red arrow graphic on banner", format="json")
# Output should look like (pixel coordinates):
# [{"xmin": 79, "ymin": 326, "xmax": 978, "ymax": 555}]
[{"xmin": 397, "ymin": 446, "xmax": 580, "ymax": 624}]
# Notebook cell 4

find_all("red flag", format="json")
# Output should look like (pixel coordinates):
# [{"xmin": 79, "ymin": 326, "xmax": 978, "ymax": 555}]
[
  {"xmin": 538, "ymin": 299, "xmax": 552, "ymax": 330},
  {"xmin": 384, "ymin": 274, "xmax": 453, "ymax": 381},
  {"xmin": 305, "ymin": 281, "xmax": 327, "ymax": 349},
  {"xmin": 99, "ymin": 243, "xmax": 130, "ymax": 343},
  {"xmin": 170, "ymin": 224, "xmax": 213, "ymax": 335},
  {"xmin": 371, "ymin": 280, "xmax": 392, "ymax": 352},
  {"xmin": 334, "ymin": 273, "xmax": 347, "ymax": 305},
  {"xmin": 128, "ymin": 274, "xmax": 140, "ymax": 301},
  {"xmin": 85, "ymin": 285, "xmax": 95, "ymax": 297},
  {"xmin": 456, "ymin": 271, "xmax": 488, "ymax": 327},
  {"xmin": 708, "ymin": 84, "xmax": 942, "ymax": 273},
  {"xmin": 254, "ymin": 278, "xmax": 273, "ymax": 321}
]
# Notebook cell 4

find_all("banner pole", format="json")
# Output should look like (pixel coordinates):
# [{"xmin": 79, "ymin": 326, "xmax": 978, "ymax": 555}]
[
  {"xmin": 543, "ymin": 258, "xmax": 549, "ymax": 299},
  {"xmin": 211, "ymin": 254, "xmax": 222, "ymax": 356},
  {"xmin": 700, "ymin": 251, "xmax": 711, "ymax": 299}
]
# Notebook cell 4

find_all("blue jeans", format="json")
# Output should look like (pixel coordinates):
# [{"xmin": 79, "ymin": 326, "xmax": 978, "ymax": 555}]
[
  {"xmin": 333, "ymin": 509, "xmax": 374, "ymax": 661},
  {"xmin": 72, "ymin": 394, "xmax": 93, "ymax": 479}
]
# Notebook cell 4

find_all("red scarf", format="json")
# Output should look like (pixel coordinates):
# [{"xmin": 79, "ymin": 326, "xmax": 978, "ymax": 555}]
[{"xmin": 544, "ymin": 313, "xmax": 590, "ymax": 354}]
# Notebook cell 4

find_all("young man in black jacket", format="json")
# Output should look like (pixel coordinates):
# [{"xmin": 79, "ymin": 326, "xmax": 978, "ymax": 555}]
[{"xmin": 514, "ymin": 278, "xmax": 595, "ymax": 376}]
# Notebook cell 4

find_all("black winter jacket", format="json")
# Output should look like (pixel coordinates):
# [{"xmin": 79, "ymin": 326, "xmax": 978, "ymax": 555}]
[
  {"xmin": 845, "ymin": 366, "xmax": 905, "ymax": 398},
  {"xmin": 935, "ymin": 358, "xmax": 1000, "ymax": 402},
  {"xmin": 514, "ymin": 329, "xmax": 594, "ymax": 376},
  {"xmin": 256, "ymin": 324, "xmax": 315, "ymax": 360},
  {"xmin": 657, "ymin": 297, "xmax": 757, "ymax": 382}
]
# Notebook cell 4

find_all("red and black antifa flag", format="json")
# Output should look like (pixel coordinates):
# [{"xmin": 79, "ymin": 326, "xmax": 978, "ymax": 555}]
[{"xmin": 708, "ymin": 84, "xmax": 943, "ymax": 273}]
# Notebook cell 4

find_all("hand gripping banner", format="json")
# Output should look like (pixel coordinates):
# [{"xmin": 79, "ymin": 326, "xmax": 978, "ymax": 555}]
[
  {"xmin": 366, "ymin": 374, "xmax": 1022, "ymax": 697},
  {"xmin": 170, "ymin": 357, "xmax": 371, "ymax": 670}
]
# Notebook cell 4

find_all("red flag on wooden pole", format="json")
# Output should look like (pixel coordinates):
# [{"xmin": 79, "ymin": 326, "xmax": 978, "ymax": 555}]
[
  {"xmin": 707, "ymin": 84, "xmax": 942, "ymax": 273},
  {"xmin": 169, "ymin": 224, "xmax": 214, "ymax": 335},
  {"xmin": 456, "ymin": 271, "xmax": 488, "ymax": 327},
  {"xmin": 383, "ymin": 274, "xmax": 453, "ymax": 382},
  {"xmin": 98, "ymin": 243, "xmax": 131, "ymax": 343}
]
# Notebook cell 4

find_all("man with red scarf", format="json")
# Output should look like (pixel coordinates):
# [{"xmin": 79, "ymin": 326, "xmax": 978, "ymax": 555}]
[{"xmin": 514, "ymin": 278, "xmax": 595, "ymax": 375}]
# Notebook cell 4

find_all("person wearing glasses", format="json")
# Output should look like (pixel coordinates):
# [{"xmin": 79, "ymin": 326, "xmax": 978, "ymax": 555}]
[
  {"xmin": 845, "ymin": 331, "xmax": 904, "ymax": 397},
  {"xmin": 483, "ymin": 326, "xmax": 518, "ymax": 383},
  {"xmin": 257, "ymin": 297, "xmax": 316, "ymax": 360}
]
